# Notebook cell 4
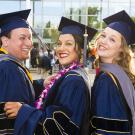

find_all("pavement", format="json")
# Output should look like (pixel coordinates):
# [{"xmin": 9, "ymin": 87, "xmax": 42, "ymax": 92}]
[
  {"xmin": 29, "ymin": 54, "xmax": 135, "ymax": 80},
  {"xmin": 30, "ymin": 68, "xmax": 43, "ymax": 80},
  {"xmin": 30, "ymin": 65, "xmax": 60, "ymax": 80},
  {"xmin": 30, "ymin": 67, "xmax": 96, "ymax": 88}
]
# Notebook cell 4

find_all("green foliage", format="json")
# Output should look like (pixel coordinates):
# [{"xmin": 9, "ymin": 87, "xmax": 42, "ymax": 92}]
[
  {"xmin": 43, "ymin": 29, "xmax": 50, "ymax": 38},
  {"xmin": 131, "ymin": 17, "xmax": 135, "ymax": 23},
  {"xmin": 43, "ymin": 21, "xmax": 51, "ymax": 38},
  {"xmin": 46, "ymin": 21, "xmax": 51, "ymax": 28},
  {"xmin": 51, "ymin": 29, "xmax": 59, "ymax": 42},
  {"xmin": 42, "ymin": 6, "xmax": 105, "ymax": 44},
  {"xmin": 88, "ymin": 7, "xmax": 99, "ymax": 15},
  {"xmin": 42, "ymin": 21, "xmax": 59, "ymax": 43},
  {"xmin": 87, "ymin": 7, "xmax": 100, "ymax": 29}
]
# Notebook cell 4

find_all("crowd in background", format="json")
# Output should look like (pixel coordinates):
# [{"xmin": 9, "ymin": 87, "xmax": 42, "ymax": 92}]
[
  {"xmin": 30, "ymin": 43, "xmax": 135, "ymax": 74},
  {"xmin": 30, "ymin": 43, "xmax": 60, "ymax": 78}
]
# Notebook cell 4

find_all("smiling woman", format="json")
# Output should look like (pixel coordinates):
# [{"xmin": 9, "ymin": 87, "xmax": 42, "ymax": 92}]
[
  {"xmin": 91, "ymin": 10, "xmax": 135, "ymax": 135},
  {"xmin": 96, "ymin": 27, "xmax": 122, "ymax": 63},
  {"xmin": 56, "ymin": 34, "xmax": 81, "ymax": 66}
]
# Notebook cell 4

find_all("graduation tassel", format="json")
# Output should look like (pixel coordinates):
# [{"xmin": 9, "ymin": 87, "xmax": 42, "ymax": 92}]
[{"xmin": 83, "ymin": 27, "xmax": 88, "ymax": 67}]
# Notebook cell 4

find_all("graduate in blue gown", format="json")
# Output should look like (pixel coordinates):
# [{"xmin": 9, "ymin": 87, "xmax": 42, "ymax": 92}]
[
  {"xmin": 0, "ymin": 9, "xmax": 43, "ymax": 134},
  {"xmin": 90, "ymin": 10, "xmax": 135, "ymax": 134},
  {"xmin": 4, "ymin": 17, "xmax": 97, "ymax": 135}
]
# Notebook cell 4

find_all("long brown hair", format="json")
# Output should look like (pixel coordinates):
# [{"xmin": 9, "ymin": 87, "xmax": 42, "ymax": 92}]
[
  {"xmin": 57, "ymin": 34, "xmax": 83, "ymax": 61},
  {"xmin": 94, "ymin": 34, "xmax": 135, "ymax": 87},
  {"xmin": 72, "ymin": 34, "xmax": 84, "ymax": 61},
  {"xmin": 115, "ymin": 36, "xmax": 135, "ymax": 86}
]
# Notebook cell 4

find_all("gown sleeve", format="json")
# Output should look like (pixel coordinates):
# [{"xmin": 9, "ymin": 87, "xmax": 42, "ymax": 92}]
[
  {"xmin": 91, "ymin": 72, "xmax": 131, "ymax": 135},
  {"xmin": 14, "ymin": 72, "xmax": 89, "ymax": 135},
  {"xmin": 0, "ymin": 60, "xmax": 35, "ymax": 134},
  {"xmin": 0, "ymin": 60, "xmax": 34, "ymax": 103}
]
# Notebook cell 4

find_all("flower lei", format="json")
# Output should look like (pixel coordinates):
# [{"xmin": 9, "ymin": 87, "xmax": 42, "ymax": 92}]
[{"xmin": 35, "ymin": 62, "xmax": 82, "ymax": 109}]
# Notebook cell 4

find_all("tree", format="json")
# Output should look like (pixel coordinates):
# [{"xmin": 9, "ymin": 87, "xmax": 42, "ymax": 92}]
[
  {"xmin": 87, "ymin": 7, "xmax": 100, "ymax": 29},
  {"xmin": 46, "ymin": 21, "xmax": 51, "ymax": 28},
  {"xmin": 74, "ymin": 6, "xmax": 100, "ymax": 29},
  {"xmin": 50, "ymin": 29, "xmax": 59, "ymax": 42},
  {"xmin": 43, "ymin": 21, "xmax": 51, "ymax": 38},
  {"xmin": 42, "ymin": 21, "xmax": 59, "ymax": 45},
  {"xmin": 132, "ymin": 17, "xmax": 135, "ymax": 23}
]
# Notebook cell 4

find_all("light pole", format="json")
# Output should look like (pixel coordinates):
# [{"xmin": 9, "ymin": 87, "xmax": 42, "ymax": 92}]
[
  {"xmin": 107, "ymin": 0, "xmax": 110, "ymax": 16},
  {"xmin": 26, "ymin": 0, "xmax": 31, "ymax": 9},
  {"xmin": 26, "ymin": 0, "xmax": 31, "ymax": 68},
  {"xmin": 83, "ymin": 0, "xmax": 88, "ymax": 67},
  {"xmin": 32, "ymin": 0, "xmax": 35, "ymax": 28},
  {"xmin": 85, "ymin": 0, "xmax": 88, "ymax": 26},
  {"xmin": 26, "ymin": 0, "xmax": 31, "ymax": 25},
  {"xmin": 19, "ymin": 0, "xmax": 21, "ymax": 9},
  {"xmin": 41, "ymin": 0, "xmax": 44, "ymax": 38},
  {"xmin": 70, "ymin": 0, "xmax": 73, "ymax": 19},
  {"xmin": 129, "ymin": 0, "xmax": 131, "ymax": 14},
  {"xmin": 100, "ymin": 0, "xmax": 103, "ymax": 31}
]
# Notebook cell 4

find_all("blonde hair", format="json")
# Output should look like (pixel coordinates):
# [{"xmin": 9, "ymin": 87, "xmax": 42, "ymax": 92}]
[
  {"xmin": 115, "ymin": 36, "xmax": 135, "ymax": 86},
  {"xmin": 94, "ymin": 34, "xmax": 135, "ymax": 87},
  {"xmin": 92, "ymin": 33, "xmax": 100, "ymax": 68}
]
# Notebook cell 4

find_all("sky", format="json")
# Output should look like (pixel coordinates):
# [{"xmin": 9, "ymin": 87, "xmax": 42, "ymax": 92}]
[{"xmin": 0, "ymin": 0, "xmax": 135, "ymax": 28}]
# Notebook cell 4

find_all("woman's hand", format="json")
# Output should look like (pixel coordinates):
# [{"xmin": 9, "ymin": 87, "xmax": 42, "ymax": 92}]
[
  {"xmin": 4, "ymin": 102, "xmax": 22, "ymax": 118},
  {"xmin": 44, "ymin": 73, "xmax": 57, "ymax": 86}
]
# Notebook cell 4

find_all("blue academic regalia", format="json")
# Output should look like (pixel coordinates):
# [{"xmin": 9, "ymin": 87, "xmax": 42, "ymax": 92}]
[
  {"xmin": 0, "ymin": 60, "xmax": 35, "ymax": 102},
  {"xmin": 14, "ymin": 70, "xmax": 90, "ymax": 135},
  {"xmin": 0, "ymin": 8, "xmax": 42, "ymax": 135},
  {"xmin": 91, "ymin": 71, "xmax": 132, "ymax": 135},
  {"xmin": 0, "ymin": 53, "xmax": 35, "ymax": 134}
]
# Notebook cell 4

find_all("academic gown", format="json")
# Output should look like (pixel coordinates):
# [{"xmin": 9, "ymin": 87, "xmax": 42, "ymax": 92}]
[
  {"xmin": 91, "ymin": 71, "xmax": 132, "ymax": 135},
  {"xmin": 0, "ymin": 56, "xmax": 35, "ymax": 134},
  {"xmin": 14, "ymin": 70, "xmax": 91, "ymax": 135}
]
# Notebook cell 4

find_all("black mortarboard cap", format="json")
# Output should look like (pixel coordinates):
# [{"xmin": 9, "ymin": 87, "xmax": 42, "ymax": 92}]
[
  {"xmin": 103, "ymin": 10, "xmax": 135, "ymax": 45},
  {"xmin": 0, "ymin": 9, "xmax": 31, "ymax": 37},
  {"xmin": 58, "ymin": 16, "xmax": 97, "ymax": 48}
]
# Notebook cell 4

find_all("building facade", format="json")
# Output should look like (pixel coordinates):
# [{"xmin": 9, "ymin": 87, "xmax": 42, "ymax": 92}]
[{"xmin": 0, "ymin": 0, "xmax": 135, "ymax": 43}]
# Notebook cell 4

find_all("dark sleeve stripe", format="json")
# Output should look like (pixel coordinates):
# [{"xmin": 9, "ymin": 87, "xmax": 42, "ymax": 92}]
[
  {"xmin": 0, "ymin": 118, "xmax": 15, "ymax": 130},
  {"xmin": 53, "ymin": 111, "xmax": 79, "ymax": 128},
  {"xmin": 43, "ymin": 118, "xmax": 63, "ymax": 135},
  {"xmin": 0, "ymin": 103, "xmax": 15, "ymax": 133},
  {"xmin": 0, "ymin": 129, "xmax": 14, "ymax": 135},
  {"xmin": 43, "ymin": 111, "xmax": 80, "ymax": 135},
  {"xmin": 0, "ymin": 114, "xmax": 6, "ymax": 119},
  {"xmin": 0, "ymin": 102, "xmax": 5, "ymax": 114},
  {"xmin": 91, "ymin": 116, "xmax": 131, "ymax": 134}
]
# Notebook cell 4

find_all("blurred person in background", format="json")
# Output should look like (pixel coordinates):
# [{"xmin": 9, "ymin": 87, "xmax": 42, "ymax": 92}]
[
  {"xmin": 30, "ymin": 42, "xmax": 39, "ymax": 68},
  {"xmin": 40, "ymin": 49, "xmax": 51, "ymax": 78}
]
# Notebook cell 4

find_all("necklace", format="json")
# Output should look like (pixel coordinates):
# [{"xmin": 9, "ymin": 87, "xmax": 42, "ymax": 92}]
[{"xmin": 35, "ymin": 62, "xmax": 82, "ymax": 109}]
